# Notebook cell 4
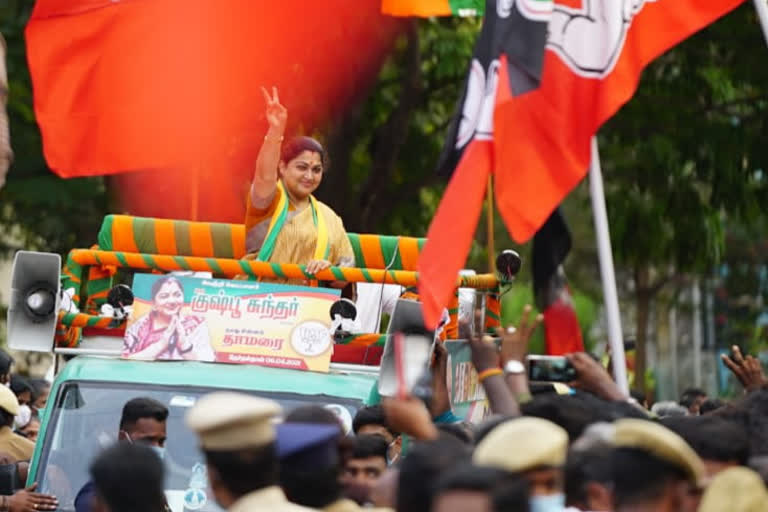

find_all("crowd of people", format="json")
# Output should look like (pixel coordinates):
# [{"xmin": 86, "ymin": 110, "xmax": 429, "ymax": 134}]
[
  {"xmin": 107, "ymin": 313, "xmax": 768, "ymax": 512},
  {"xmin": 2, "ymin": 307, "xmax": 767, "ymax": 512},
  {"xmin": 0, "ymin": 348, "xmax": 57, "ymax": 511}
]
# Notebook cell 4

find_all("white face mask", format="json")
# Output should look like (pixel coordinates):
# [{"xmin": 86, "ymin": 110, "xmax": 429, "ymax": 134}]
[
  {"xmin": 529, "ymin": 493, "xmax": 566, "ymax": 512},
  {"xmin": 123, "ymin": 431, "xmax": 165, "ymax": 460},
  {"xmin": 150, "ymin": 445, "xmax": 166, "ymax": 461},
  {"xmin": 14, "ymin": 405, "xmax": 32, "ymax": 430}
]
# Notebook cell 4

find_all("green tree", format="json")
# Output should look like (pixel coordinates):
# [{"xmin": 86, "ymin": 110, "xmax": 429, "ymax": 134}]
[
  {"xmin": 596, "ymin": 4, "xmax": 768, "ymax": 392},
  {"xmin": 319, "ymin": 17, "xmax": 481, "ymax": 235}
]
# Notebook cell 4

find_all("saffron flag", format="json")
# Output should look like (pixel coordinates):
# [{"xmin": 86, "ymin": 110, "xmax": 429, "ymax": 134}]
[
  {"xmin": 419, "ymin": 0, "xmax": 745, "ymax": 328},
  {"xmin": 532, "ymin": 209, "xmax": 584, "ymax": 355},
  {"xmin": 25, "ymin": 0, "xmax": 400, "ymax": 222}
]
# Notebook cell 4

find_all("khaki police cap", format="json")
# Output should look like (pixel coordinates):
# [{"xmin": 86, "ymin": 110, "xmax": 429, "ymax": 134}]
[
  {"xmin": 186, "ymin": 392, "xmax": 282, "ymax": 450},
  {"xmin": 473, "ymin": 417, "xmax": 568, "ymax": 473},
  {"xmin": 699, "ymin": 467, "xmax": 768, "ymax": 512},
  {"xmin": 613, "ymin": 418, "xmax": 705, "ymax": 487},
  {"xmin": 0, "ymin": 385, "xmax": 19, "ymax": 416}
]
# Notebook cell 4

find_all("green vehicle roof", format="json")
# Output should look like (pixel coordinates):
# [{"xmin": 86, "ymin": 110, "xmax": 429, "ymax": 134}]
[
  {"xmin": 29, "ymin": 356, "xmax": 377, "ymax": 487},
  {"xmin": 54, "ymin": 356, "xmax": 377, "ymax": 400}
]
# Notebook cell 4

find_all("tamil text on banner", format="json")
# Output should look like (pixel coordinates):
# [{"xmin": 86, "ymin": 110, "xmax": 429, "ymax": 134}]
[
  {"xmin": 123, "ymin": 274, "xmax": 340, "ymax": 372},
  {"xmin": 444, "ymin": 340, "xmax": 491, "ymax": 423}
]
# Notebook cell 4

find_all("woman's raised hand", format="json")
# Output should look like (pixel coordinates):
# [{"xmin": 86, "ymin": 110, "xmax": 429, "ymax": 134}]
[{"xmin": 261, "ymin": 86, "xmax": 287, "ymax": 134}]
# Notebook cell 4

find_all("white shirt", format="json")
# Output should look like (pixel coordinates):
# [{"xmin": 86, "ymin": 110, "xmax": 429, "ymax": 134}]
[{"xmin": 356, "ymin": 283, "xmax": 403, "ymax": 333}]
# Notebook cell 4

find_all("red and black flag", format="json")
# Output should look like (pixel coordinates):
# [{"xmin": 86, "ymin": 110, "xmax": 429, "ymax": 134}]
[
  {"xmin": 533, "ymin": 208, "xmax": 584, "ymax": 355},
  {"xmin": 419, "ymin": 0, "xmax": 552, "ymax": 328},
  {"xmin": 419, "ymin": 0, "xmax": 744, "ymax": 329}
]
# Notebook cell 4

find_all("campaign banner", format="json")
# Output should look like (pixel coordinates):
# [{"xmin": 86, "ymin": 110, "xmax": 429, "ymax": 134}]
[
  {"xmin": 123, "ymin": 274, "xmax": 340, "ymax": 372},
  {"xmin": 444, "ymin": 339, "xmax": 491, "ymax": 423}
]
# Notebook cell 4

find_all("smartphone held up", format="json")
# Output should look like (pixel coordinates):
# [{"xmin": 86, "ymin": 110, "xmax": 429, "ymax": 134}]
[{"xmin": 526, "ymin": 355, "xmax": 577, "ymax": 383}]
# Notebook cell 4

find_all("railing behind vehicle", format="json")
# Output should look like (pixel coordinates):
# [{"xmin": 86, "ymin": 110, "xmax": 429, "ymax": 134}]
[{"xmin": 55, "ymin": 215, "xmax": 505, "ymax": 354}]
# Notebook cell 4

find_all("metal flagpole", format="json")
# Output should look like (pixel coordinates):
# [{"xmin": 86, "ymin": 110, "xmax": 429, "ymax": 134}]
[
  {"xmin": 486, "ymin": 175, "xmax": 496, "ymax": 272},
  {"xmin": 589, "ymin": 136, "xmax": 629, "ymax": 394},
  {"xmin": 753, "ymin": 0, "xmax": 768, "ymax": 44}
]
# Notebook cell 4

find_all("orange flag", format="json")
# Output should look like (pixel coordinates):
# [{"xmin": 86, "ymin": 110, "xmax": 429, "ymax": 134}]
[
  {"xmin": 26, "ymin": 0, "xmax": 400, "ymax": 221},
  {"xmin": 419, "ymin": 0, "xmax": 744, "ymax": 328}
]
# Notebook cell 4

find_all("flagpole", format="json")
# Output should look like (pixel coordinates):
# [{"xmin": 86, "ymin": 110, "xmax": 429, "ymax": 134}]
[
  {"xmin": 589, "ymin": 136, "xmax": 628, "ymax": 395},
  {"xmin": 753, "ymin": 0, "xmax": 768, "ymax": 45},
  {"xmin": 486, "ymin": 174, "xmax": 496, "ymax": 272}
]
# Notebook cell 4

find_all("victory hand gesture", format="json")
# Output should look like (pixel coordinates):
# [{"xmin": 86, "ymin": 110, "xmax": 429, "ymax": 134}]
[{"xmin": 261, "ymin": 86, "xmax": 287, "ymax": 133}]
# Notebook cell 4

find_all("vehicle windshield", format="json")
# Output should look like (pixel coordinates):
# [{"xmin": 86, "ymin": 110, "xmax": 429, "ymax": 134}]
[{"xmin": 36, "ymin": 381, "xmax": 362, "ymax": 512}]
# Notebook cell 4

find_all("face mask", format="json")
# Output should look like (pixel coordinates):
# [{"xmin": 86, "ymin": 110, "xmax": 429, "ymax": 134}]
[
  {"xmin": 14, "ymin": 405, "xmax": 32, "ymax": 430},
  {"xmin": 529, "ymin": 494, "xmax": 565, "ymax": 512},
  {"xmin": 122, "ymin": 431, "xmax": 165, "ymax": 460},
  {"xmin": 150, "ymin": 445, "xmax": 166, "ymax": 461}
]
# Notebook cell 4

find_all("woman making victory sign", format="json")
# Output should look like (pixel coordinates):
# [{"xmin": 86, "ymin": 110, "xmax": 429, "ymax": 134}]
[{"xmin": 245, "ymin": 87, "xmax": 354, "ymax": 289}]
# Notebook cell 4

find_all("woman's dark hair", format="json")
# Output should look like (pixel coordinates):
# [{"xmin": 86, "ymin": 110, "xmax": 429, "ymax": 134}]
[
  {"xmin": 149, "ymin": 276, "xmax": 183, "ymax": 302},
  {"xmin": 280, "ymin": 136, "xmax": 328, "ymax": 169}
]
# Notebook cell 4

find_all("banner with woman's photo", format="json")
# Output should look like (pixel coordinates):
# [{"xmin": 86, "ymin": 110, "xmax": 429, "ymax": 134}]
[{"xmin": 123, "ymin": 274, "xmax": 340, "ymax": 372}]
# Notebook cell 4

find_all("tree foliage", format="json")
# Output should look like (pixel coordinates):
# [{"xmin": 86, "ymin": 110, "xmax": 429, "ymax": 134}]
[
  {"xmin": 595, "ymin": 4, "xmax": 768, "ymax": 390},
  {"xmin": 319, "ymin": 17, "xmax": 481, "ymax": 236}
]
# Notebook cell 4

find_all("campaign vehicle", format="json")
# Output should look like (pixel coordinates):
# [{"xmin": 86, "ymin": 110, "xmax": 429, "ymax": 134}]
[{"xmin": 7, "ymin": 214, "xmax": 515, "ymax": 511}]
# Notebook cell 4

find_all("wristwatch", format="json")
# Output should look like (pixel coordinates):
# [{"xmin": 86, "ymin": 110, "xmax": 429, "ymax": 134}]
[{"xmin": 504, "ymin": 359, "xmax": 525, "ymax": 375}]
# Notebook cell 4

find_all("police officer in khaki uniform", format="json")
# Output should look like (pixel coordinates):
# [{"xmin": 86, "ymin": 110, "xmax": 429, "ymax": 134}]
[
  {"xmin": 186, "ymin": 392, "xmax": 315, "ymax": 512},
  {"xmin": 0, "ymin": 385, "xmax": 34, "ymax": 462},
  {"xmin": 610, "ymin": 418, "xmax": 705, "ymax": 512},
  {"xmin": 473, "ymin": 417, "xmax": 569, "ymax": 511},
  {"xmin": 698, "ymin": 466, "xmax": 768, "ymax": 512}
]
